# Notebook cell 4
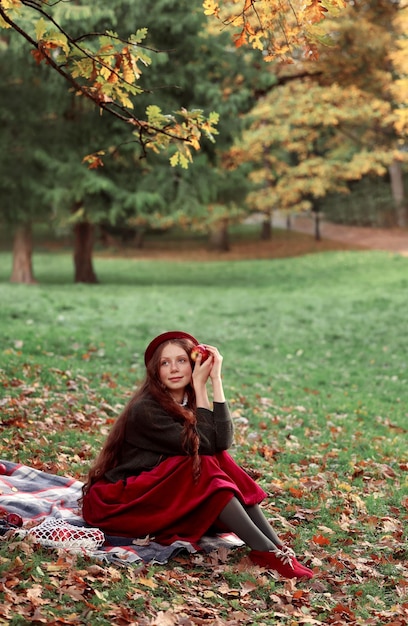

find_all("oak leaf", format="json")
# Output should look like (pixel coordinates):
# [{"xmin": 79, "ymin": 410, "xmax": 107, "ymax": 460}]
[{"xmin": 312, "ymin": 534, "xmax": 331, "ymax": 546}]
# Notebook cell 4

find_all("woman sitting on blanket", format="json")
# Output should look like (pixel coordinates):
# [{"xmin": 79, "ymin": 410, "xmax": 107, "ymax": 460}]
[{"xmin": 82, "ymin": 331, "xmax": 314, "ymax": 579}]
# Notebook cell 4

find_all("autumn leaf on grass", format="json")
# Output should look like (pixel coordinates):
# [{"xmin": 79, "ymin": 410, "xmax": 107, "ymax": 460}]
[
  {"xmin": 312, "ymin": 534, "xmax": 331, "ymax": 546},
  {"xmin": 289, "ymin": 486, "xmax": 304, "ymax": 498},
  {"xmin": 332, "ymin": 603, "xmax": 357, "ymax": 621},
  {"xmin": 24, "ymin": 584, "xmax": 48, "ymax": 607},
  {"xmin": 137, "ymin": 576, "xmax": 158, "ymax": 590},
  {"xmin": 240, "ymin": 580, "xmax": 257, "ymax": 596}
]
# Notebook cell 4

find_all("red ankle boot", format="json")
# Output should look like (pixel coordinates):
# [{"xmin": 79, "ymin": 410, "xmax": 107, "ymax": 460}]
[
  {"xmin": 249, "ymin": 548, "xmax": 314, "ymax": 579},
  {"xmin": 280, "ymin": 546, "xmax": 314, "ymax": 578}
]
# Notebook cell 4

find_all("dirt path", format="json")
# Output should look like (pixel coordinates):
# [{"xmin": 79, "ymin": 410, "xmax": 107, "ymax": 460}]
[
  {"xmin": 290, "ymin": 215, "xmax": 408, "ymax": 256},
  {"xmin": 94, "ymin": 216, "xmax": 408, "ymax": 262}
]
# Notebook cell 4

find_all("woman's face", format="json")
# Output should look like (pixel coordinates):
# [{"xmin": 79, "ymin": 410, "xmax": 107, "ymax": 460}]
[{"xmin": 158, "ymin": 342, "xmax": 192, "ymax": 401}]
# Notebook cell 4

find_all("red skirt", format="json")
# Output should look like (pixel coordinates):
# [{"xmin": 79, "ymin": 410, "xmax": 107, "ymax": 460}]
[{"xmin": 82, "ymin": 451, "xmax": 266, "ymax": 546}]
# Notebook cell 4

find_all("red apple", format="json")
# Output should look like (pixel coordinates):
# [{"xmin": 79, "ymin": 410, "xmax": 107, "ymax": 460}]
[
  {"xmin": 6, "ymin": 513, "xmax": 23, "ymax": 527},
  {"xmin": 0, "ymin": 463, "xmax": 7, "ymax": 475},
  {"xmin": 191, "ymin": 344, "xmax": 209, "ymax": 363}
]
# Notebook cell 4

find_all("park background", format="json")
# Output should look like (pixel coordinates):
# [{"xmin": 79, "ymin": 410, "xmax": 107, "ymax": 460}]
[{"xmin": 1, "ymin": 1, "xmax": 408, "ymax": 624}]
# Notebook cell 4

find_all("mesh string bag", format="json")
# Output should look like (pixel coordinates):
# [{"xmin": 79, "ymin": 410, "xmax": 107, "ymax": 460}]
[{"xmin": 27, "ymin": 518, "xmax": 105, "ymax": 552}]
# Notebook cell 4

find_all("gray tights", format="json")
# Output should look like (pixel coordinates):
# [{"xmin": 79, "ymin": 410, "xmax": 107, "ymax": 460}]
[{"xmin": 217, "ymin": 496, "xmax": 284, "ymax": 552}]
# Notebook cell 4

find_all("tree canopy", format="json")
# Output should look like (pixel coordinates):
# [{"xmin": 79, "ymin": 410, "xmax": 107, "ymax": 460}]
[
  {"xmin": 0, "ymin": 0, "xmax": 219, "ymax": 168},
  {"xmin": 203, "ymin": 0, "xmax": 346, "ymax": 60},
  {"xmin": 226, "ymin": 0, "xmax": 408, "ymax": 224},
  {"xmin": 0, "ymin": 0, "xmax": 275, "ymax": 282},
  {"xmin": 0, "ymin": 0, "xmax": 347, "ymax": 167},
  {"xmin": 4, "ymin": 0, "xmax": 407, "ymax": 286}
]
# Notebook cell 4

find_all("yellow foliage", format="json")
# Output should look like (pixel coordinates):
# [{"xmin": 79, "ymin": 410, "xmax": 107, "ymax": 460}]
[
  {"xmin": 35, "ymin": 18, "xmax": 47, "ymax": 42},
  {"xmin": 233, "ymin": 23, "xmax": 405, "ymax": 213},
  {"xmin": 0, "ymin": 0, "xmax": 222, "ymax": 171},
  {"xmin": 118, "ymin": 94, "xmax": 134, "ymax": 109},
  {"xmin": 99, "ymin": 65, "xmax": 113, "ymax": 81},
  {"xmin": 393, "ymin": 110, "xmax": 408, "ymax": 137},
  {"xmin": 204, "ymin": 0, "xmax": 347, "ymax": 60},
  {"xmin": 1, "ymin": 0, "xmax": 21, "ymax": 8},
  {"xmin": 202, "ymin": 0, "xmax": 220, "ymax": 17},
  {"xmin": 122, "ymin": 53, "xmax": 136, "ymax": 84}
]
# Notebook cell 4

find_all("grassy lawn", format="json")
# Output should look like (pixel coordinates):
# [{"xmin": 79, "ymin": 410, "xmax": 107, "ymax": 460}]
[{"xmin": 0, "ymin": 248, "xmax": 407, "ymax": 624}]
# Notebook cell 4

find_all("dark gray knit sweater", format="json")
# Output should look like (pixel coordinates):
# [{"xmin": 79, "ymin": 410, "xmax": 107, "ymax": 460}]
[{"xmin": 104, "ymin": 395, "xmax": 234, "ymax": 483}]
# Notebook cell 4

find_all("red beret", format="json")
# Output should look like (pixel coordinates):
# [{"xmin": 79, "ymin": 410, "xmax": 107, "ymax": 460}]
[{"xmin": 144, "ymin": 331, "xmax": 198, "ymax": 365}]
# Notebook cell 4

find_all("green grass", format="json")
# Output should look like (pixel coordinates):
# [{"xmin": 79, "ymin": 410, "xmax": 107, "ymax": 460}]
[{"xmin": 0, "ymin": 249, "xmax": 408, "ymax": 625}]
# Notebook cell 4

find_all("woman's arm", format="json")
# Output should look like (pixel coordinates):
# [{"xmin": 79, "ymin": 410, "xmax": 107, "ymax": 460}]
[
  {"xmin": 192, "ymin": 344, "xmax": 233, "ymax": 451},
  {"xmin": 192, "ymin": 344, "xmax": 225, "ymax": 406},
  {"xmin": 196, "ymin": 402, "xmax": 234, "ymax": 452}
]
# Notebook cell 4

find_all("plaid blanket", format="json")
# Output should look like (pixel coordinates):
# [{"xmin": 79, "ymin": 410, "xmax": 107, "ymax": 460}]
[{"xmin": 0, "ymin": 460, "xmax": 243, "ymax": 565}]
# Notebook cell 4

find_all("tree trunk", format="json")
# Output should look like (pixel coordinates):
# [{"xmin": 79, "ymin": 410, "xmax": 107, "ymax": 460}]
[
  {"xmin": 73, "ymin": 221, "xmax": 98, "ymax": 283},
  {"xmin": 313, "ymin": 211, "xmax": 321, "ymax": 241},
  {"xmin": 134, "ymin": 229, "xmax": 145, "ymax": 249},
  {"xmin": 389, "ymin": 159, "xmax": 407, "ymax": 227},
  {"xmin": 260, "ymin": 214, "xmax": 272, "ymax": 240},
  {"xmin": 10, "ymin": 223, "xmax": 37, "ymax": 284},
  {"xmin": 208, "ymin": 218, "xmax": 230, "ymax": 252}
]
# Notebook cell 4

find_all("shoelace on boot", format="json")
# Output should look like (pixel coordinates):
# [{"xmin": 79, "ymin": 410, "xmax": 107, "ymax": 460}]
[
  {"xmin": 281, "ymin": 546, "xmax": 296, "ymax": 558},
  {"xmin": 275, "ymin": 548, "xmax": 295, "ymax": 568}
]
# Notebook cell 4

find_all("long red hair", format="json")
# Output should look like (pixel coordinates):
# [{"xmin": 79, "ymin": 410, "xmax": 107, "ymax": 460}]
[{"xmin": 81, "ymin": 338, "xmax": 200, "ymax": 498}]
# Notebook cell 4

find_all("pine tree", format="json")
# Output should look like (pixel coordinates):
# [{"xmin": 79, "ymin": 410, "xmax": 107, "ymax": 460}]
[
  {"xmin": 103, "ymin": 0, "xmax": 271, "ymax": 252},
  {"xmin": 1, "ymin": 0, "xmax": 273, "ymax": 283},
  {"xmin": 0, "ymin": 33, "xmax": 64, "ymax": 282}
]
